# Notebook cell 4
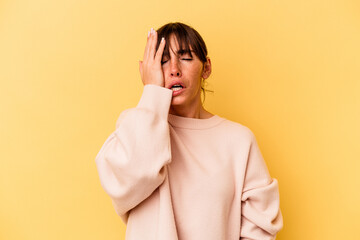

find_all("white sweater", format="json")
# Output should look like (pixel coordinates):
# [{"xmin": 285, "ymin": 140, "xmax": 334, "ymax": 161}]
[{"xmin": 95, "ymin": 84, "xmax": 283, "ymax": 239}]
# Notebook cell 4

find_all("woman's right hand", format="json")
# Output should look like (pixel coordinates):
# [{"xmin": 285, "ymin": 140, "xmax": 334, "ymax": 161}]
[{"xmin": 139, "ymin": 28, "xmax": 166, "ymax": 87}]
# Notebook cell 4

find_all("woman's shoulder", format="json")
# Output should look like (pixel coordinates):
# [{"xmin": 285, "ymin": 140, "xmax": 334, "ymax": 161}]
[{"xmin": 216, "ymin": 115, "xmax": 256, "ymax": 141}]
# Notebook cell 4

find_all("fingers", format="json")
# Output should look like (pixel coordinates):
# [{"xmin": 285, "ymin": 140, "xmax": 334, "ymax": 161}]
[
  {"xmin": 142, "ymin": 30, "xmax": 152, "ymax": 62},
  {"xmin": 148, "ymin": 30, "xmax": 158, "ymax": 61},
  {"xmin": 143, "ymin": 28, "xmax": 163, "ymax": 63},
  {"xmin": 139, "ymin": 60, "xmax": 143, "ymax": 76},
  {"xmin": 140, "ymin": 28, "xmax": 165, "ymax": 87},
  {"xmin": 143, "ymin": 28, "xmax": 156, "ymax": 62},
  {"xmin": 155, "ymin": 37, "xmax": 166, "ymax": 63}
]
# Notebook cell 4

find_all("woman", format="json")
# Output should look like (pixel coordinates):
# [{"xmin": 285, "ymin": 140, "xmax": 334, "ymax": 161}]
[{"xmin": 95, "ymin": 22, "xmax": 283, "ymax": 239}]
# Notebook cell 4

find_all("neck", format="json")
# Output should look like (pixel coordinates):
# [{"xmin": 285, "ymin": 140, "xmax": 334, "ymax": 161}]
[{"xmin": 169, "ymin": 98, "xmax": 213, "ymax": 119}]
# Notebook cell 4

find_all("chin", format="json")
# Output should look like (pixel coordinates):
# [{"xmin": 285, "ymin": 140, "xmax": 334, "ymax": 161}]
[{"xmin": 170, "ymin": 98, "xmax": 185, "ymax": 106}]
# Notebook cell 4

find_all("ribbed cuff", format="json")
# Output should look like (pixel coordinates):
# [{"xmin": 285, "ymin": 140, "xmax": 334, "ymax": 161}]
[{"xmin": 137, "ymin": 84, "xmax": 173, "ymax": 118}]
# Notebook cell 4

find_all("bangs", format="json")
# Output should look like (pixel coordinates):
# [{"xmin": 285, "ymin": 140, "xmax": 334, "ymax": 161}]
[
  {"xmin": 155, "ymin": 22, "xmax": 207, "ymax": 63},
  {"xmin": 162, "ymin": 32, "xmax": 193, "ymax": 60}
]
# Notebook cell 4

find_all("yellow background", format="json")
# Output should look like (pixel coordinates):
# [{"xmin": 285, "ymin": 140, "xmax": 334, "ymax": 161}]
[{"xmin": 1, "ymin": 0, "xmax": 359, "ymax": 239}]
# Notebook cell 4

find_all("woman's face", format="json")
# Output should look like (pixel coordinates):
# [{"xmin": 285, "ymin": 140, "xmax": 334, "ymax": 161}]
[{"xmin": 162, "ymin": 35, "xmax": 209, "ymax": 109}]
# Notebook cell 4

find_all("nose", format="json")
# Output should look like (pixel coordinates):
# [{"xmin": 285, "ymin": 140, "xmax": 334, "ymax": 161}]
[{"xmin": 170, "ymin": 59, "xmax": 182, "ymax": 77}]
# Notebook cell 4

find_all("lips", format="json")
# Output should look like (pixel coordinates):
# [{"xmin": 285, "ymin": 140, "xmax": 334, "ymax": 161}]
[
  {"xmin": 167, "ymin": 81, "xmax": 185, "ymax": 89},
  {"xmin": 171, "ymin": 87, "xmax": 184, "ymax": 97},
  {"xmin": 168, "ymin": 81, "xmax": 185, "ymax": 97}
]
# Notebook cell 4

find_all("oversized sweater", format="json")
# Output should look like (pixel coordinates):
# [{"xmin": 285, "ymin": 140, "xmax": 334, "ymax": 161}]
[{"xmin": 95, "ymin": 84, "xmax": 283, "ymax": 240}]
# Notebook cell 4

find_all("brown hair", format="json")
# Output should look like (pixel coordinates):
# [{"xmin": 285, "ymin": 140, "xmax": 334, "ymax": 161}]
[{"xmin": 155, "ymin": 22, "xmax": 213, "ymax": 103}]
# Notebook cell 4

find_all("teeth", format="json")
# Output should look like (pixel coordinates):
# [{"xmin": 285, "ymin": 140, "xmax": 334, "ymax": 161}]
[{"xmin": 172, "ymin": 87, "xmax": 183, "ymax": 91}]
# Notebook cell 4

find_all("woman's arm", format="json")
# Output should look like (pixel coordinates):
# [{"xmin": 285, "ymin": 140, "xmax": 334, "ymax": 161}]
[
  {"xmin": 95, "ymin": 29, "xmax": 169, "ymax": 223},
  {"xmin": 240, "ymin": 132, "xmax": 283, "ymax": 239},
  {"xmin": 95, "ymin": 84, "xmax": 173, "ymax": 223}
]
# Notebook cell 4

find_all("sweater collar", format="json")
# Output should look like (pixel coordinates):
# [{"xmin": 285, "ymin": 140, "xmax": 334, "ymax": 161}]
[{"xmin": 168, "ymin": 113, "xmax": 224, "ymax": 129}]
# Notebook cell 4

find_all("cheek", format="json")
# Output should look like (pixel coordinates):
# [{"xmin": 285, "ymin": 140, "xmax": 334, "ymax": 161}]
[
  {"xmin": 161, "ymin": 65, "xmax": 167, "ymax": 73},
  {"xmin": 189, "ymin": 67, "xmax": 203, "ymax": 83},
  {"xmin": 162, "ymin": 66, "xmax": 170, "ymax": 79}
]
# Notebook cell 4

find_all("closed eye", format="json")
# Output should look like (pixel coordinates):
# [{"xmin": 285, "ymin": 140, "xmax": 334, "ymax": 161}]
[
  {"xmin": 161, "ymin": 60, "xmax": 168, "ymax": 65},
  {"xmin": 181, "ymin": 58, "xmax": 193, "ymax": 61}
]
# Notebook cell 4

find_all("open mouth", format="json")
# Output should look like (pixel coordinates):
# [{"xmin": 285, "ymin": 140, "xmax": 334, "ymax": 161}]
[{"xmin": 171, "ymin": 84, "xmax": 184, "ymax": 91}]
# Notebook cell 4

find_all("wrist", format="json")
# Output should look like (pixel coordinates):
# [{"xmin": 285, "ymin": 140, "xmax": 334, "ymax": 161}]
[{"xmin": 144, "ymin": 81, "xmax": 164, "ymax": 87}]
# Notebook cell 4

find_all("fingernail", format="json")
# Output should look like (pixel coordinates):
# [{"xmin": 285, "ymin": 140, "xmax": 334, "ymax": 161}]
[
  {"xmin": 161, "ymin": 37, "xmax": 164, "ymax": 42},
  {"xmin": 150, "ymin": 28, "xmax": 154, "ymax": 34},
  {"xmin": 147, "ymin": 31, "xmax": 150, "ymax": 37}
]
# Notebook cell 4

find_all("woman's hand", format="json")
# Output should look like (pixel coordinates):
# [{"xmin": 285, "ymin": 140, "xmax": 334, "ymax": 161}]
[{"xmin": 139, "ymin": 28, "xmax": 166, "ymax": 87}]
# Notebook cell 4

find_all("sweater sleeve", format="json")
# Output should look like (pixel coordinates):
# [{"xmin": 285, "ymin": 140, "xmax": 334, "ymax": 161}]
[
  {"xmin": 95, "ymin": 84, "xmax": 173, "ymax": 223},
  {"xmin": 240, "ymin": 132, "xmax": 283, "ymax": 239}
]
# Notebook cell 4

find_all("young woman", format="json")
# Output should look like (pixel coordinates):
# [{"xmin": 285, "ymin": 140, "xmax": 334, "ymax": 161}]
[{"xmin": 95, "ymin": 22, "xmax": 283, "ymax": 239}]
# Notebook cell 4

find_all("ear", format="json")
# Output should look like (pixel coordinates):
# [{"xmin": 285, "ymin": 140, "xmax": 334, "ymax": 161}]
[{"xmin": 202, "ymin": 57, "xmax": 212, "ymax": 79}]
